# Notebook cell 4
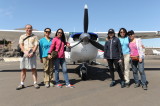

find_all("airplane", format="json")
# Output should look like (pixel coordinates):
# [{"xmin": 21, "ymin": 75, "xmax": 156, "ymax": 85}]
[
  {"xmin": 65, "ymin": 5, "xmax": 104, "ymax": 80},
  {"xmin": 152, "ymin": 49, "xmax": 160, "ymax": 55},
  {"xmin": 0, "ymin": 4, "xmax": 160, "ymax": 80}
]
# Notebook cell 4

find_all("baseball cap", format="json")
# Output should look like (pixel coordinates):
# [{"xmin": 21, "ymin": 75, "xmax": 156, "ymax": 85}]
[
  {"xmin": 127, "ymin": 30, "xmax": 134, "ymax": 36},
  {"xmin": 108, "ymin": 29, "xmax": 115, "ymax": 34}
]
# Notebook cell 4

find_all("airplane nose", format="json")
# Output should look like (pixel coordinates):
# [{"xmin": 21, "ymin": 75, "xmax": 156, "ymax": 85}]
[
  {"xmin": 80, "ymin": 33, "xmax": 90, "ymax": 40},
  {"xmin": 80, "ymin": 33, "xmax": 90, "ymax": 44}
]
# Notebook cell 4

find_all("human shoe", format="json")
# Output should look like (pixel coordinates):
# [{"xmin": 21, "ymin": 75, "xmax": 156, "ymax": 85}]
[
  {"xmin": 134, "ymin": 83, "xmax": 140, "ymax": 88},
  {"xmin": 45, "ymin": 84, "xmax": 49, "ymax": 88},
  {"xmin": 56, "ymin": 84, "xmax": 63, "ymax": 88},
  {"xmin": 110, "ymin": 81, "xmax": 116, "ymax": 87},
  {"xmin": 120, "ymin": 81, "xmax": 125, "ymax": 88},
  {"xmin": 125, "ymin": 82, "xmax": 130, "ymax": 88},
  {"xmin": 66, "ymin": 84, "xmax": 75, "ymax": 88},
  {"xmin": 34, "ymin": 83, "xmax": 40, "ymax": 89},
  {"xmin": 49, "ymin": 82, "xmax": 54, "ymax": 87},
  {"xmin": 16, "ymin": 84, "xmax": 25, "ymax": 90},
  {"xmin": 142, "ymin": 85, "xmax": 148, "ymax": 90}
]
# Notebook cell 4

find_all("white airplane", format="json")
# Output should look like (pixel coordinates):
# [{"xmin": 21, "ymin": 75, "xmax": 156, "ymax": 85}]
[
  {"xmin": 64, "ymin": 5, "xmax": 105, "ymax": 80},
  {"xmin": 0, "ymin": 4, "xmax": 160, "ymax": 80},
  {"xmin": 152, "ymin": 49, "xmax": 160, "ymax": 55}
]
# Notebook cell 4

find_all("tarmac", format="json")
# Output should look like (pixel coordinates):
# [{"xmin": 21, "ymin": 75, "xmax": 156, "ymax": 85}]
[{"xmin": 0, "ymin": 55, "xmax": 160, "ymax": 106}]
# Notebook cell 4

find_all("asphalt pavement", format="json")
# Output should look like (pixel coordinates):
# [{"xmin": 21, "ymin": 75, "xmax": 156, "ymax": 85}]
[{"xmin": 0, "ymin": 55, "xmax": 160, "ymax": 106}]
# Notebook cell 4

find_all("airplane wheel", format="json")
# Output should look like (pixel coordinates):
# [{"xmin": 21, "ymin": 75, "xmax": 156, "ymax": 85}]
[{"xmin": 80, "ymin": 67, "xmax": 87, "ymax": 80}]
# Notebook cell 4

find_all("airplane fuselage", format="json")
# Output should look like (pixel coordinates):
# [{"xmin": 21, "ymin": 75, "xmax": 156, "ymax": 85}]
[{"xmin": 66, "ymin": 38, "xmax": 98, "ymax": 63}]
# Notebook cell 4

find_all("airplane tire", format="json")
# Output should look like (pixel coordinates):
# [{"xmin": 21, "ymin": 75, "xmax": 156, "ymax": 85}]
[{"xmin": 80, "ymin": 67, "xmax": 87, "ymax": 80}]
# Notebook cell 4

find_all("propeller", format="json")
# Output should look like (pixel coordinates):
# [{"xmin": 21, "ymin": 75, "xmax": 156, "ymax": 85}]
[
  {"xmin": 70, "ymin": 39, "xmax": 83, "ymax": 48},
  {"xmin": 84, "ymin": 4, "xmax": 88, "ymax": 33},
  {"xmin": 71, "ymin": 4, "xmax": 104, "ymax": 51},
  {"xmin": 89, "ymin": 39, "xmax": 104, "ymax": 51}
]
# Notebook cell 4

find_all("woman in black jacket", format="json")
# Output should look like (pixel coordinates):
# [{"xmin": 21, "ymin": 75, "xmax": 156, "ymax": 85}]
[{"xmin": 104, "ymin": 29, "xmax": 125, "ymax": 88}]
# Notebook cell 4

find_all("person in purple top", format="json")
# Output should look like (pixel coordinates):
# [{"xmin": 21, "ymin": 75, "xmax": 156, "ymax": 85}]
[{"xmin": 48, "ymin": 28, "xmax": 75, "ymax": 88}]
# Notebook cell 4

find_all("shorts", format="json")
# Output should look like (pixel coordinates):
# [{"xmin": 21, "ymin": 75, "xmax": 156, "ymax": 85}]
[{"xmin": 20, "ymin": 54, "xmax": 37, "ymax": 69}]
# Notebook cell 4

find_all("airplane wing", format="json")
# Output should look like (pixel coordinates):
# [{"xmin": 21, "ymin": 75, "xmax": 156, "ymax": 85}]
[
  {"xmin": 95, "ymin": 31, "xmax": 160, "ymax": 39},
  {"xmin": 0, "ymin": 30, "xmax": 70, "ymax": 49}
]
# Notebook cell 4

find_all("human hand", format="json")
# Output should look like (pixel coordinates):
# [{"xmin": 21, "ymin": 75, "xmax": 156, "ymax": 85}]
[
  {"xmin": 40, "ymin": 59, "xmax": 43, "ymax": 63},
  {"xmin": 139, "ymin": 58, "xmax": 142, "ymax": 63},
  {"xmin": 118, "ymin": 59, "xmax": 122, "ymax": 63},
  {"xmin": 66, "ymin": 43, "xmax": 70, "ymax": 48},
  {"xmin": 28, "ymin": 52, "xmax": 34, "ymax": 58},
  {"xmin": 48, "ymin": 54, "xmax": 52, "ymax": 59},
  {"xmin": 103, "ymin": 59, "xmax": 108, "ymax": 62},
  {"xmin": 24, "ymin": 51, "xmax": 29, "ymax": 57}
]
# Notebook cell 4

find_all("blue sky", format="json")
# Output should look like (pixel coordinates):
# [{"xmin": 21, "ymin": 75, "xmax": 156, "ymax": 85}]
[
  {"xmin": 0, "ymin": 0, "xmax": 160, "ymax": 32},
  {"xmin": 0, "ymin": 0, "xmax": 160, "ymax": 47}
]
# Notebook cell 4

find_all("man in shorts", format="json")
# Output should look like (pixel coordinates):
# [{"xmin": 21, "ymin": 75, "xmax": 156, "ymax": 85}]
[{"xmin": 16, "ymin": 24, "xmax": 40, "ymax": 90}]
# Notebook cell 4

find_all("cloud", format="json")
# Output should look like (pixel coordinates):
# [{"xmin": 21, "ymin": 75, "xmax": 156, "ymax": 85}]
[{"xmin": 0, "ymin": 7, "xmax": 13, "ymax": 19}]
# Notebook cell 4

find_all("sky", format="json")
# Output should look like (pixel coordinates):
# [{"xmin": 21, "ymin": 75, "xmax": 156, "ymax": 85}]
[{"xmin": 0, "ymin": 0, "xmax": 160, "ymax": 47}]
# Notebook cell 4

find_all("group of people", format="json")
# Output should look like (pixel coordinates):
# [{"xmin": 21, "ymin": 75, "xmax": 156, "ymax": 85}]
[
  {"xmin": 16, "ymin": 24, "xmax": 74, "ymax": 90},
  {"xmin": 16, "ymin": 24, "xmax": 148, "ymax": 90},
  {"xmin": 104, "ymin": 28, "xmax": 148, "ymax": 90}
]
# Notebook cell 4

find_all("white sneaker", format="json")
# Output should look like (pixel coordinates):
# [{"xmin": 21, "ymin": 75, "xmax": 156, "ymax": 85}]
[{"xmin": 66, "ymin": 84, "xmax": 75, "ymax": 88}]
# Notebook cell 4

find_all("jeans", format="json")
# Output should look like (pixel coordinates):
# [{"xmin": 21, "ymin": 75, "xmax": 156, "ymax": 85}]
[
  {"xmin": 131, "ymin": 59, "xmax": 147, "ymax": 85},
  {"xmin": 107, "ymin": 59, "xmax": 125, "ymax": 81},
  {"xmin": 54, "ymin": 58, "xmax": 70, "ymax": 85}
]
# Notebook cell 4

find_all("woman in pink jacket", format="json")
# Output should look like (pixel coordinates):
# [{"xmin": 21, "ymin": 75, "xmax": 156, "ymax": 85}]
[{"xmin": 48, "ymin": 28, "xmax": 74, "ymax": 88}]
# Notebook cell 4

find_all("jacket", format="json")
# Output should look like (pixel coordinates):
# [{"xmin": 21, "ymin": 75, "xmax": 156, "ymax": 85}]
[
  {"xmin": 135, "ymin": 38, "xmax": 145, "ymax": 59},
  {"xmin": 104, "ymin": 36, "xmax": 123, "ymax": 59},
  {"xmin": 48, "ymin": 37, "xmax": 68, "ymax": 58}
]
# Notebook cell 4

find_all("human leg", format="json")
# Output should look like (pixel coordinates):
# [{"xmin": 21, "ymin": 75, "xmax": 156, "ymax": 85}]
[
  {"xmin": 42, "ymin": 57, "xmax": 50, "ymax": 87},
  {"xmin": 138, "ymin": 59, "xmax": 147, "ymax": 90},
  {"xmin": 124, "ymin": 54, "xmax": 130, "ymax": 84},
  {"xmin": 60, "ymin": 58, "xmax": 70, "ymax": 85},
  {"xmin": 131, "ymin": 60, "xmax": 140, "ymax": 87}
]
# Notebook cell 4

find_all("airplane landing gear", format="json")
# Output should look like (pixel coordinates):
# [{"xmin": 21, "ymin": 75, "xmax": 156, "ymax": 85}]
[{"xmin": 80, "ymin": 63, "xmax": 88, "ymax": 80}]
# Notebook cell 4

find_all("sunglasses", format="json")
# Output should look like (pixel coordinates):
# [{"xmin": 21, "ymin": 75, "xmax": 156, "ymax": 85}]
[
  {"xmin": 45, "ymin": 31, "xmax": 51, "ymax": 33},
  {"xmin": 120, "ymin": 32, "xmax": 125, "ymax": 33},
  {"xmin": 128, "ymin": 34, "xmax": 133, "ymax": 36},
  {"xmin": 57, "ymin": 32, "xmax": 63, "ymax": 34}
]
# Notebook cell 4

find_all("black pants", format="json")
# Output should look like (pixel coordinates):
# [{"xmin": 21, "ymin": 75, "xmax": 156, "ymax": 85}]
[{"xmin": 107, "ymin": 59, "xmax": 124, "ymax": 81}]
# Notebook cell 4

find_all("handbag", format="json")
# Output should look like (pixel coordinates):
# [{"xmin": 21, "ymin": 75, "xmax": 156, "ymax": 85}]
[
  {"xmin": 50, "ymin": 40, "xmax": 62, "ymax": 59},
  {"xmin": 130, "ymin": 56, "xmax": 139, "ymax": 61},
  {"xmin": 17, "ymin": 44, "xmax": 24, "ymax": 57},
  {"xmin": 51, "ymin": 51, "xmax": 58, "ymax": 59}
]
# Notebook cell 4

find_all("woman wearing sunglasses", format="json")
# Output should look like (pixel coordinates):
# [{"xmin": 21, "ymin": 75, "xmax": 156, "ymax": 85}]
[
  {"xmin": 118, "ymin": 28, "xmax": 130, "ymax": 87},
  {"xmin": 48, "ymin": 28, "xmax": 74, "ymax": 88},
  {"xmin": 128, "ymin": 30, "xmax": 148, "ymax": 90},
  {"xmin": 39, "ymin": 28, "xmax": 54, "ymax": 88}
]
